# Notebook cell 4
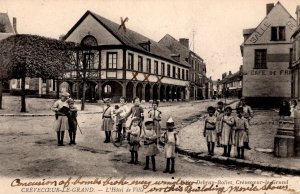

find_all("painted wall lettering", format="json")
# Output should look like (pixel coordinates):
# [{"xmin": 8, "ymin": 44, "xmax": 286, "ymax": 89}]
[
  {"xmin": 249, "ymin": 21, "xmax": 271, "ymax": 43},
  {"xmin": 286, "ymin": 20, "xmax": 297, "ymax": 31},
  {"xmin": 249, "ymin": 70, "xmax": 290, "ymax": 76}
]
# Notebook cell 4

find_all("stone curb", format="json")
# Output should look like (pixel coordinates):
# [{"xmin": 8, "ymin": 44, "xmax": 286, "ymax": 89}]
[{"xmin": 176, "ymin": 147, "xmax": 300, "ymax": 175}]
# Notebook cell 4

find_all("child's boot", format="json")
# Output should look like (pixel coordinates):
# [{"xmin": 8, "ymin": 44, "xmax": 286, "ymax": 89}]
[
  {"xmin": 151, "ymin": 156, "xmax": 156, "ymax": 171},
  {"xmin": 60, "ymin": 132, "xmax": 65, "ymax": 146},
  {"xmin": 170, "ymin": 158, "xmax": 175, "ymax": 174},
  {"xmin": 241, "ymin": 148, "xmax": 245, "ymax": 159},
  {"xmin": 128, "ymin": 151, "xmax": 134, "ymax": 164},
  {"xmin": 227, "ymin": 145, "xmax": 232, "ymax": 157},
  {"xmin": 236, "ymin": 147, "xmax": 241, "ymax": 158},
  {"xmin": 211, "ymin": 142, "xmax": 215, "ymax": 156},
  {"xmin": 207, "ymin": 142, "xmax": 211, "ymax": 155},
  {"xmin": 134, "ymin": 151, "xmax": 139, "ymax": 164},
  {"xmin": 144, "ymin": 156, "xmax": 150, "ymax": 170},
  {"xmin": 163, "ymin": 158, "xmax": 170, "ymax": 173},
  {"xmin": 222, "ymin": 146, "xmax": 227, "ymax": 156},
  {"xmin": 57, "ymin": 132, "xmax": 60, "ymax": 146}
]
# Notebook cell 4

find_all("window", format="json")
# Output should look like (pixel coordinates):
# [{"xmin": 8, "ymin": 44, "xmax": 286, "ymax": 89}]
[
  {"xmin": 138, "ymin": 56, "xmax": 143, "ymax": 72},
  {"xmin": 107, "ymin": 52, "xmax": 117, "ymax": 69},
  {"xmin": 254, "ymin": 49, "xmax": 267, "ymax": 69},
  {"xmin": 172, "ymin": 66, "xmax": 176, "ymax": 78},
  {"xmin": 128, "ymin": 53, "xmax": 134, "ymax": 70},
  {"xmin": 146, "ymin": 58, "xmax": 151, "ymax": 73},
  {"xmin": 53, "ymin": 80, "xmax": 56, "ymax": 91},
  {"xmin": 271, "ymin": 26, "xmax": 285, "ymax": 41},
  {"xmin": 161, "ymin": 63, "xmax": 165, "ymax": 76},
  {"xmin": 167, "ymin": 64, "xmax": 170, "ymax": 77},
  {"xmin": 290, "ymin": 48, "xmax": 293, "ymax": 67},
  {"xmin": 84, "ymin": 53, "xmax": 95, "ymax": 69},
  {"xmin": 182, "ymin": 69, "xmax": 185, "ymax": 80},
  {"xmin": 154, "ymin": 61, "xmax": 158, "ymax": 74},
  {"xmin": 186, "ymin": 70, "xmax": 189, "ymax": 80},
  {"xmin": 178, "ymin": 68, "xmax": 181, "ymax": 79}
]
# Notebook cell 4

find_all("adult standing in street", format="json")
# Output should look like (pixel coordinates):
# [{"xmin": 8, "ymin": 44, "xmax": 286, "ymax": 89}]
[
  {"xmin": 236, "ymin": 97, "xmax": 253, "ymax": 150},
  {"xmin": 101, "ymin": 98, "xmax": 114, "ymax": 143},
  {"xmin": 51, "ymin": 92, "xmax": 70, "ymax": 146},
  {"xmin": 124, "ymin": 97, "xmax": 144, "ymax": 129}
]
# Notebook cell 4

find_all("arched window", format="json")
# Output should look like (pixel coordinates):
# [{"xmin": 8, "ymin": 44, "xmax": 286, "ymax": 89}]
[{"xmin": 81, "ymin": 35, "xmax": 98, "ymax": 47}]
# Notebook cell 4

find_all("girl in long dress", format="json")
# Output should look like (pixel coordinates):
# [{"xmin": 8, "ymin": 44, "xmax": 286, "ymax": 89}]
[{"xmin": 220, "ymin": 106, "xmax": 235, "ymax": 157}]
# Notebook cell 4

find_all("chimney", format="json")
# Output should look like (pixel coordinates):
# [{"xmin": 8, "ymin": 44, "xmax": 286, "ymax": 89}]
[
  {"xmin": 229, "ymin": 71, "xmax": 232, "ymax": 75},
  {"xmin": 266, "ymin": 3, "xmax": 274, "ymax": 15},
  {"xmin": 179, "ymin": 38, "xmax": 189, "ymax": 49},
  {"xmin": 13, "ymin": 17, "xmax": 17, "ymax": 34},
  {"xmin": 296, "ymin": 5, "xmax": 300, "ymax": 26}
]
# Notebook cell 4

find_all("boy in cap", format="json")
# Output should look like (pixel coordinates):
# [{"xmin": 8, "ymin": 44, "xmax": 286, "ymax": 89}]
[
  {"xmin": 204, "ymin": 106, "xmax": 217, "ymax": 155},
  {"xmin": 51, "ymin": 92, "xmax": 70, "ymax": 146},
  {"xmin": 67, "ymin": 98, "xmax": 78, "ymax": 145},
  {"xmin": 127, "ymin": 117, "xmax": 141, "ymax": 164},
  {"xmin": 101, "ymin": 98, "xmax": 114, "ymax": 143},
  {"xmin": 234, "ymin": 107, "xmax": 249, "ymax": 159},
  {"xmin": 148, "ymin": 100, "xmax": 162, "ymax": 144},
  {"xmin": 140, "ymin": 118, "xmax": 159, "ymax": 171},
  {"xmin": 215, "ymin": 101, "xmax": 224, "ymax": 147},
  {"xmin": 162, "ymin": 117, "xmax": 179, "ymax": 174},
  {"xmin": 220, "ymin": 106, "xmax": 235, "ymax": 157},
  {"xmin": 124, "ymin": 97, "xmax": 144, "ymax": 129}
]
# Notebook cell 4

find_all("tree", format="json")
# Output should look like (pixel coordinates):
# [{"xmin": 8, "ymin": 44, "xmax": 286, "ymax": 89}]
[{"xmin": 0, "ymin": 34, "xmax": 76, "ymax": 112}]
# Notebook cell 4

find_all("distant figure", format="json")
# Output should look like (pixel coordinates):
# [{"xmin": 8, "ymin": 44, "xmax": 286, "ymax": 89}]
[
  {"xmin": 279, "ymin": 100, "xmax": 291, "ymax": 118},
  {"xmin": 51, "ymin": 92, "xmax": 70, "ymax": 146},
  {"xmin": 290, "ymin": 99, "xmax": 297, "ymax": 118}
]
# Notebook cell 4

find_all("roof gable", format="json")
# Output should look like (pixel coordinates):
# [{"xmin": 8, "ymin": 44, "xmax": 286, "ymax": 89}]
[
  {"xmin": 64, "ymin": 11, "xmax": 190, "ymax": 67},
  {"xmin": 244, "ymin": 2, "xmax": 297, "ymax": 45},
  {"xmin": 0, "ymin": 13, "xmax": 15, "ymax": 33}
]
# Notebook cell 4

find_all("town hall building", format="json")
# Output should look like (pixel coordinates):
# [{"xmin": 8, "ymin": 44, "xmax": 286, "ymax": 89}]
[{"xmin": 61, "ymin": 11, "xmax": 190, "ymax": 102}]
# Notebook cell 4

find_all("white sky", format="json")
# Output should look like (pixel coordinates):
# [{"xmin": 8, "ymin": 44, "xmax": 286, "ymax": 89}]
[{"xmin": 0, "ymin": 0, "xmax": 299, "ymax": 80}]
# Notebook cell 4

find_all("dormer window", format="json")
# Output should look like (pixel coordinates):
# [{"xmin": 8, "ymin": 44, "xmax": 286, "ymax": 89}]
[
  {"xmin": 139, "ymin": 40, "xmax": 151, "ymax": 52},
  {"xmin": 171, "ymin": 54, "xmax": 180, "ymax": 62}
]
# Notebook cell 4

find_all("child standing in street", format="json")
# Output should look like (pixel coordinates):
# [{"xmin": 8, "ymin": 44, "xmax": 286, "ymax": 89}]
[
  {"xmin": 67, "ymin": 98, "xmax": 78, "ymax": 145},
  {"xmin": 101, "ymin": 98, "xmax": 114, "ymax": 143},
  {"xmin": 162, "ymin": 117, "xmax": 179, "ymax": 174},
  {"xmin": 127, "ymin": 117, "xmax": 141, "ymax": 165},
  {"xmin": 220, "ymin": 106, "xmax": 235, "ymax": 157},
  {"xmin": 215, "ymin": 101, "xmax": 224, "ymax": 147},
  {"xmin": 234, "ymin": 107, "xmax": 249, "ymax": 159},
  {"xmin": 148, "ymin": 101, "xmax": 162, "ymax": 144},
  {"xmin": 203, "ymin": 106, "xmax": 217, "ymax": 156},
  {"xmin": 140, "ymin": 118, "xmax": 159, "ymax": 171}
]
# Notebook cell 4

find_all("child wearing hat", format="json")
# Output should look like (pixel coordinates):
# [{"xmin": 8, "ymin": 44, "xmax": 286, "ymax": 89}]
[
  {"xmin": 162, "ymin": 117, "xmax": 179, "ymax": 174},
  {"xmin": 204, "ymin": 106, "xmax": 217, "ymax": 156},
  {"xmin": 148, "ymin": 100, "xmax": 162, "ymax": 144},
  {"xmin": 140, "ymin": 118, "xmax": 159, "ymax": 171},
  {"xmin": 220, "ymin": 106, "xmax": 235, "ymax": 157},
  {"xmin": 127, "ymin": 117, "xmax": 141, "ymax": 164},
  {"xmin": 234, "ymin": 107, "xmax": 249, "ymax": 159},
  {"xmin": 101, "ymin": 98, "xmax": 114, "ymax": 143},
  {"xmin": 51, "ymin": 92, "xmax": 70, "ymax": 146},
  {"xmin": 215, "ymin": 101, "xmax": 224, "ymax": 147},
  {"xmin": 67, "ymin": 98, "xmax": 78, "ymax": 145}
]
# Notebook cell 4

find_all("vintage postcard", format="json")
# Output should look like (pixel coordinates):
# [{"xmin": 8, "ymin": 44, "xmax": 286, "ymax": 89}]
[{"xmin": 0, "ymin": 0, "xmax": 300, "ymax": 193}]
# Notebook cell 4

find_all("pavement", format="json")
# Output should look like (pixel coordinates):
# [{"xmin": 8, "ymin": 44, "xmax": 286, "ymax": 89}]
[{"xmin": 1, "ymin": 96, "xmax": 300, "ymax": 176}]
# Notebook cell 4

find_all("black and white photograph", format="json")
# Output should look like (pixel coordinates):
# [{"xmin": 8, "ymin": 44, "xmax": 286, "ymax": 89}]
[{"xmin": 0, "ymin": 0, "xmax": 300, "ymax": 193}]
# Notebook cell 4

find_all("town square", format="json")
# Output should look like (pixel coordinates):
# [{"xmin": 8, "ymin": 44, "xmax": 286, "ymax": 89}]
[{"xmin": 1, "ymin": 0, "xmax": 300, "ymax": 193}]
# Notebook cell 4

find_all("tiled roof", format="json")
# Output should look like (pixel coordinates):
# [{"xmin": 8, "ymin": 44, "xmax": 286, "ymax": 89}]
[
  {"xmin": 64, "ymin": 11, "xmax": 190, "ymax": 67},
  {"xmin": 0, "ymin": 13, "xmax": 15, "ymax": 33}
]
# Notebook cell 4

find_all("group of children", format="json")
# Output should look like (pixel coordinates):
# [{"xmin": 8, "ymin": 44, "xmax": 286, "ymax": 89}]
[
  {"xmin": 101, "ymin": 97, "xmax": 180, "ymax": 174},
  {"xmin": 51, "ymin": 92, "xmax": 78, "ymax": 146},
  {"xmin": 204, "ymin": 100, "xmax": 252, "ymax": 159}
]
